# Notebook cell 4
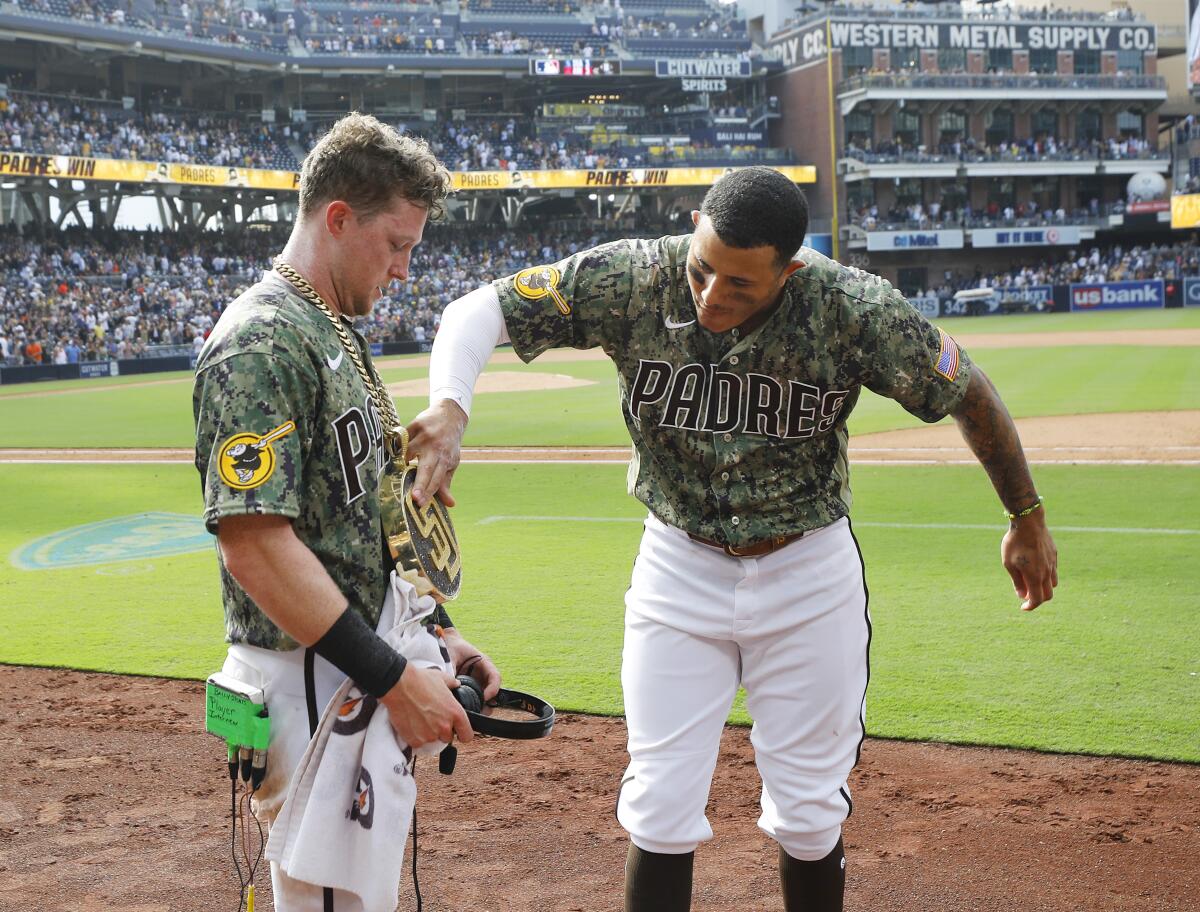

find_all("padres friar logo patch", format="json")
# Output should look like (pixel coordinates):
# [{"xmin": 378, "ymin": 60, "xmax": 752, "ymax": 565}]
[
  {"xmin": 514, "ymin": 265, "xmax": 570, "ymax": 315},
  {"xmin": 217, "ymin": 421, "xmax": 297, "ymax": 490}
]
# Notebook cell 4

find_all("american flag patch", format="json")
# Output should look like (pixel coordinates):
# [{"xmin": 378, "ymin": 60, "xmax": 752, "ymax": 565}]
[{"xmin": 934, "ymin": 329, "xmax": 960, "ymax": 381}]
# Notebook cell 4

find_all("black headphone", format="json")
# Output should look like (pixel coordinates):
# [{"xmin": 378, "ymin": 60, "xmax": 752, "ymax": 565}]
[{"xmin": 451, "ymin": 675, "xmax": 555, "ymax": 740}]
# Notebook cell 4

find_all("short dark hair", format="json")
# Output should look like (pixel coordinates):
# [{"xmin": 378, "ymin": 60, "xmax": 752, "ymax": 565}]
[
  {"xmin": 699, "ymin": 167, "xmax": 808, "ymax": 266},
  {"xmin": 299, "ymin": 112, "xmax": 453, "ymax": 220}
]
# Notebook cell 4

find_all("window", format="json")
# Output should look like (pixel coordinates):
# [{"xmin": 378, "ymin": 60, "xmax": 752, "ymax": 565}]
[
  {"xmin": 940, "ymin": 181, "xmax": 969, "ymax": 212},
  {"xmin": 842, "ymin": 45, "xmax": 872, "ymax": 79},
  {"xmin": 845, "ymin": 110, "xmax": 873, "ymax": 148},
  {"xmin": 1029, "ymin": 48, "xmax": 1057, "ymax": 74},
  {"xmin": 937, "ymin": 48, "xmax": 966, "ymax": 72},
  {"xmin": 1030, "ymin": 177, "xmax": 1061, "ymax": 212},
  {"xmin": 1076, "ymin": 176, "xmax": 1103, "ymax": 212},
  {"xmin": 895, "ymin": 109, "xmax": 919, "ymax": 147},
  {"xmin": 986, "ymin": 109, "xmax": 1014, "ymax": 147},
  {"xmin": 1116, "ymin": 50, "xmax": 1144, "ymax": 75},
  {"xmin": 1076, "ymin": 108, "xmax": 1102, "ymax": 144},
  {"xmin": 937, "ymin": 109, "xmax": 967, "ymax": 145},
  {"xmin": 892, "ymin": 46, "xmax": 919, "ymax": 71},
  {"xmin": 894, "ymin": 178, "xmax": 924, "ymax": 205},
  {"xmin": 1117, "ymin": 110, "xmax": 1143, "ymax": 139},
  {"xmin": 987, "ymin": 48, "xmax": 1013, "ymax": 73},
  {"xmin": 1074, "ymin": 49, "xmax": 1100, "ymax": 75},
  {"xmin": 987, "ymin": 177, "xmax": 1016, "ymax": 210},
  {"xmin": 1033, "ymin": 109, "xmax": 1059, "ymax": 140}
]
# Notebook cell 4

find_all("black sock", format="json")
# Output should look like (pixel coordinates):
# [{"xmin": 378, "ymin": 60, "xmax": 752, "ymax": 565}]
[
  {"xmin": 624, "ymin": 843, "xmax": 694, "ymax": 912},
  {"xmin": 779, "ymin": 837, "xmax": 845, "ymax": 912}
]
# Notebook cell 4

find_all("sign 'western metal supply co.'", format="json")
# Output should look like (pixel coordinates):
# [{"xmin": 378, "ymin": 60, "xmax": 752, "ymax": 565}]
[
  {"xmin": 1069, "ymin": 279, "xmax": 1164, "ymax": 311},
  {"xmin": 866, "ymin": 229, "xmax": 965, "ymax": 251},
  {"xmin": 972, "ymin": 226, "xmax": 1082, "ymax": 248},
  {"xmin": 655, "ymin": 59, "xmax": 753, "ymax": 78},
  {"xmin": 770, "ymin": 19, "xmax": 1156, "ymax": 68}
]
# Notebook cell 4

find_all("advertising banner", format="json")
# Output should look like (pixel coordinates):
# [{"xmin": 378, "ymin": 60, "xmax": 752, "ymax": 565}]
[
  {"xmin": 1171, "ymin": 192, "xmax": 1200, "ymax": 229},
  {"xmin": 908, "ymin": 293, "xmax": 941, "ymax": 318},
  {"xmin": 972, "ymin": 226, "xmax": 1081, "ymax": 248},
  {"xmin": 79, "ymin": 361, "xmax": 119, "ymax": 379},
  {"xmin": 1184, "ymin": 276, "xmax": 1200, "ymax": 307},
  {"xmin": 1189, "ymin": 0, "xmax": 1200, "ymax": 93},
  {"xmin": 866, "ymin": 229, "xmax": 964, "ymax": 251},
  {"xmin": 1000, "ymin": 284, "xmax": 1055, "ymax": 309},
  {"xmin": 770, "ymin": 18, "xmax": 1156, "ymax": 66},
  {"xmin": 454, "ymin": 165, "xmax": 816, "ymax": 191},
  {"xmin": 0, "ymin": 151, "xmax": 815, "ymax": 193},
  {"xmin": 1069, "ymin": 279, "xmax": 1165, "ymax": 311},
  {"xmin": 655, "ymin": 59, "xmax": 752, "ymax": 78}
]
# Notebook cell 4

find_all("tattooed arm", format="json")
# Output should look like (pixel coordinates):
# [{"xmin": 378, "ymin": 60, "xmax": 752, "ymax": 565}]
[{"xmin": 951, "ymin": 368, "xmax": 1059, "ymax": 611}]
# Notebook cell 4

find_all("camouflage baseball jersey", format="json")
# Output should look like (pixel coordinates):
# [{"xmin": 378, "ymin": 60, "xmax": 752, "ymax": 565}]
[
  {"xmin": 193, "ymin": 272, "xmax": 389, "ymax": 650},
  {"xmin": 492, "ymin": 235, "xmax": 974, "ymax": 547}
]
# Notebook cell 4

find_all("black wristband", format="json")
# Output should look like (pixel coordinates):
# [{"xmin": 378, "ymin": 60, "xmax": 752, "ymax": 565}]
[
  {"xmin": 312, "ymin": 607, "xmax": 407, "ymax": 698},
  {"xmin": 433, "ymin": 603, "xmax": 454, "ymax": 629}
]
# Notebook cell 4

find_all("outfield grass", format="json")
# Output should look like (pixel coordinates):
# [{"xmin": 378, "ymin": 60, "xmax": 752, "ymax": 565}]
[
  {"xmin": 1, "ymin": 461, "xmax": 1196, "ymax": 761},
  {"xmin": 1, "ymin": 307, "xmax": 1196, "ymax": 762}
]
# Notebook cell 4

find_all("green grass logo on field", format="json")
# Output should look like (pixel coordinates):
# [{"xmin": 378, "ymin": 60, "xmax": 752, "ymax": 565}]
[{"xmin": 10, "ymin": 511, "xmax": 211, "ymax": 570}]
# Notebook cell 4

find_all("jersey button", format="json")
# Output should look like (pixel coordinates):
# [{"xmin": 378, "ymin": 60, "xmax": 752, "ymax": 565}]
[
  {"xmin": 729, "ymin": 355, "xmax": 739, "ymax": 365},
  {"xmin": 722, "ymin": 432, "xmax": 733, "ymax": 442},
  {"xmin": 731, "ymin": 516, "xmax": 741, "ymax": 525}
]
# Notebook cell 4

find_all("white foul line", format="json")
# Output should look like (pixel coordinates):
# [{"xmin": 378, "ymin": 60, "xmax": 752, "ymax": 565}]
[{"xmin": 476, "ymin": 516, "xmax": 1199, "ymax": 535}]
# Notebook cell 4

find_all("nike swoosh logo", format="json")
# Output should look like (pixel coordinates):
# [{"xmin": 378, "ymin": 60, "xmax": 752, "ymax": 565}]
[
  {"xmin": 326, "ymin": 351, "xmax": 344, "ymax": 371},
  {"xmin": 664, "ymin": 316, "xmax": 696, "ymax": 329}
]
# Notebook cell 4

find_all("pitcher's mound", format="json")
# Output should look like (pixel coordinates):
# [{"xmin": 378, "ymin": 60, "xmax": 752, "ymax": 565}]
[{"xmin": 388, "ymin": 371, "xmax": 596, "ymax": 397}]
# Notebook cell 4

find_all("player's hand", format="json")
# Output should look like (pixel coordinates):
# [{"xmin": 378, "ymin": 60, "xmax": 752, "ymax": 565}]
[
  {"xmin": 406, "ymin": 399, "xmax": 468, "ymax": 508},
  {"xmin": 379, "ymin": 664, "xmax": 473, "ymax": 748},
  {"xmin": 442, "ymin": 627, "xmax": 502, "ymax": 701},
  {"xmin": 1001, "ymin": 510, "xmax": 1058, "ymax": 611}
]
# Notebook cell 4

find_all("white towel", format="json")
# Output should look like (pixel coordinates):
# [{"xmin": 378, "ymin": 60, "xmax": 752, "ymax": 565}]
[{"xmin": 265, "ymin": 571, "xmax": 452, "ymax": 912}]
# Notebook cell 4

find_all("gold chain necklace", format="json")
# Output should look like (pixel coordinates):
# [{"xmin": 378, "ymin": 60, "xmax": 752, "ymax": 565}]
[{"xmin": 273, "ymin": 258, "xmax": 407, "ymax": 460}]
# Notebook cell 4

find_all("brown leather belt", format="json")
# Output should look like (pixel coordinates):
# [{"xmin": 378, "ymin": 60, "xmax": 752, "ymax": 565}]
[{"xmin": 686, "ymin": 530, "xmax": 806, "ymax": 558}]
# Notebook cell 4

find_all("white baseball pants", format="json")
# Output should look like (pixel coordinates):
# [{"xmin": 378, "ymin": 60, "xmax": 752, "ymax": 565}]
[
  {"xmin": 219, "ymin": 583, "xmax": 402, "ymax": 911},
  {"xmin": 617, "ymin": 513, "xmax": 871, "ymax": 861}
]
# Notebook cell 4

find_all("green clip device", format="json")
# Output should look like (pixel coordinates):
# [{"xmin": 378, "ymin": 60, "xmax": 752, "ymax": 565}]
[{"xmin": 205, "ymin": 672, "xmax": 270, "ymax": 751}]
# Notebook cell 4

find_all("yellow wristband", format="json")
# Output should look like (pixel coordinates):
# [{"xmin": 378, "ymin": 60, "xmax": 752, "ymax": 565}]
[{"xmin": 1004, "ymin": 495, "xmax": 1044, "ymax": 522}]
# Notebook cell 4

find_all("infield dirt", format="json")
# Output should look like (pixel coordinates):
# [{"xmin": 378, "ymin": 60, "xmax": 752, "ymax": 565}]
[{"xmin": 0, "ymin": 665, "xmax": 1196, "ymax": 912}]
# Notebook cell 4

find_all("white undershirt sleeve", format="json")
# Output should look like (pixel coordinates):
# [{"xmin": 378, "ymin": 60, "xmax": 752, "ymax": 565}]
[{"xmin": 428, "ymin": 284, "xmax": 510, "ymax": 418}]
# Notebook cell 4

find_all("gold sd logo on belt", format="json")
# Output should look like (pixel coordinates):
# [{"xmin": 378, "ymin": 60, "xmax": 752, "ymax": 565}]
[{"xmin": 380, "ymin": 454, "xmax": 463, "ymax": 602}]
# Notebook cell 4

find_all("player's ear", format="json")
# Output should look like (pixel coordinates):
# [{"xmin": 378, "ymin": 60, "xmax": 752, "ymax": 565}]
[
  {"xmin": 325, "ymin": 201, "xmax": 352, "ymax": 237},
  {"xmin": 782, "ymin": 259, "xmax": 804, "ymax": 279},
  {"xmin": 691, "ymin": 209, "xmax": 701, "ymax": 227}
]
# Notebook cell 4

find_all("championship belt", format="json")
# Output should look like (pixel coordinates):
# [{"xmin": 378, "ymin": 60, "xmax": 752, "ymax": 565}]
[
  {"xmin": 271, "ymin": 260, "xmax": 464, "ymax": 602},
  {"xmin": 380, "ymin": 446, "xmax": 463, "ymax": 602}
]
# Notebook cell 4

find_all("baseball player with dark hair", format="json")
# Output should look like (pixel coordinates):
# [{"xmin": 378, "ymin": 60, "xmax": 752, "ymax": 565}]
[
  {"xmin": 406, "ymin": 166, "xmax": 1058, "ymax": 911},
  {"xmin": 194, "ymin": 113, "xmax": 500, "ymax": 911}
]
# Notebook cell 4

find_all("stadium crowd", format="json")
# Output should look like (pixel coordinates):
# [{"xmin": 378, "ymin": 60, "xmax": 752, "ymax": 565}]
[
  {"xmin": 2, "ymin": 224, "xmax": 1197, "ymax": 368},
  {"xmin": 0, "ymin": 221, "xmax": 659, "ymax": 365},
  {"xmin": 1, "ymin": 93, "xmax": 301, "ymax": 170},
  {"xmin": 1, "ymin": 90, "xmax": 781, "ymax": 171}
]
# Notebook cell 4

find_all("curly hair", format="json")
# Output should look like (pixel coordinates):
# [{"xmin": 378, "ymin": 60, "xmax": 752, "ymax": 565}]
[
  {"xmin": 298, "ymin": 112, "xmax": 453, "ymax": 221},
  {"xmin": 700, "ymin": 167, "xmax": 808, "ymax": 266}
]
